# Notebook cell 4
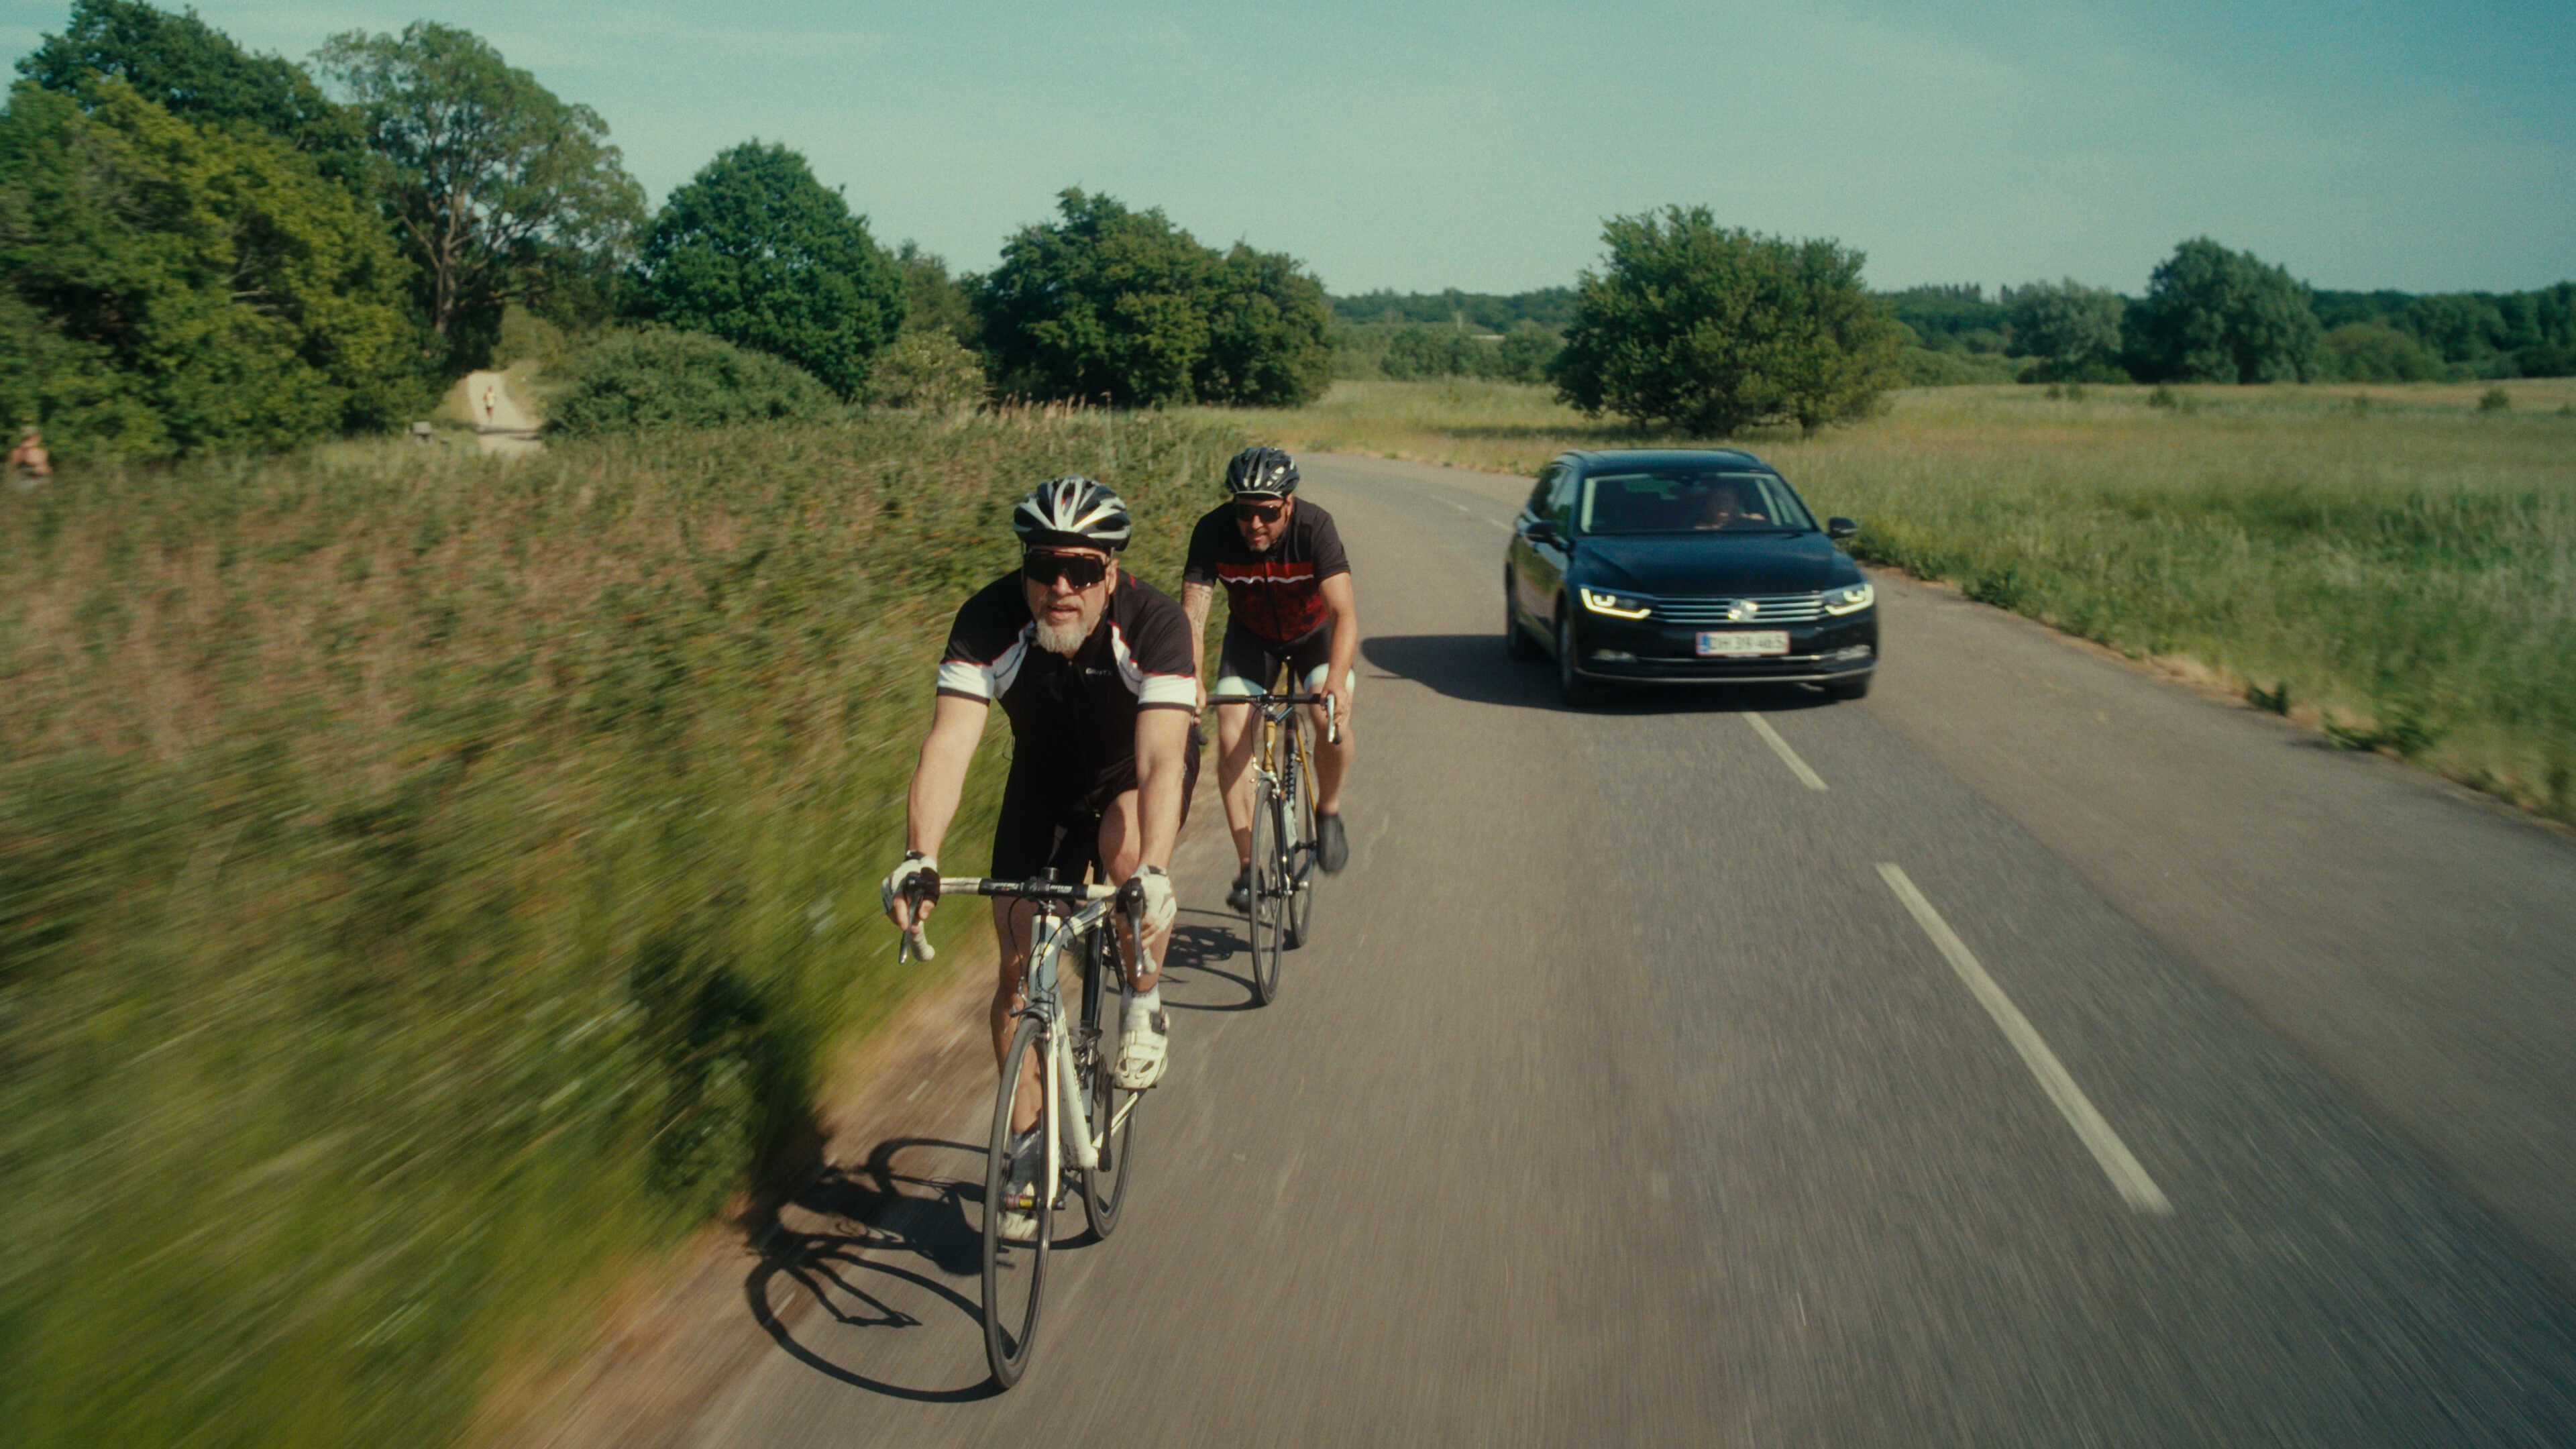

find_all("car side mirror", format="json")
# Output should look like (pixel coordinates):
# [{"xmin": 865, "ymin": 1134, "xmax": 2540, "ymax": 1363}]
[
  {"xmin": 1827, "ymin": 517, "xmax": 1860, "ymax": 540},
  {"xmin": 1525, "ymin": 519, "xmax": 1566, "ymax": 545}
]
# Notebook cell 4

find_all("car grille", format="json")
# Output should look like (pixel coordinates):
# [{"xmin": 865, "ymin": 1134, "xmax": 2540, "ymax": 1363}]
[{"xmin": 1652, "ymin": 592, "xmax": 1825, "ymax": 624}]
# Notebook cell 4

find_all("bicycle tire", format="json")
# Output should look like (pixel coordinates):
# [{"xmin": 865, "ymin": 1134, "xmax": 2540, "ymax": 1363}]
[
  {"xmin": 983, "ymin": 1013, "xmax": 1051, "ymax": 1389},
  {"xmin": 1081, "ymin": 928, "xmax": 1138, "ymax": 1238},
  {"xmin": 1284, "ymin": 712, "xmax": 1318, "ymax": 951},
  {"xmin": 1248, "ymin": 777, "xmax": 1285, "ymax": 1004}
]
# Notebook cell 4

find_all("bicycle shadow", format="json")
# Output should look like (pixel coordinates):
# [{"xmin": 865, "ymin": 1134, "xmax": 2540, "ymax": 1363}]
[
  {"xmin": 743, "ymin": 1134, "xmax": 1004, "ymax": 1402},
  {"xmin": 1363, "ymin": 633, "xmax": 1840, "ymax": 716},
  {"xmin": 1157, "ymin": 914, "xmax": 1260, "ymax": 1012}
]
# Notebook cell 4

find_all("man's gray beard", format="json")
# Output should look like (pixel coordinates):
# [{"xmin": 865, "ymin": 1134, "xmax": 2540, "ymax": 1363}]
[{"xmin": 1034, "ymin": 616, "xmax": 1089, "ymax": 656}]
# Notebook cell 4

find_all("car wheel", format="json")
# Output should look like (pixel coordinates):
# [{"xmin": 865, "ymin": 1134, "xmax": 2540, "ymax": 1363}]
[
  {"xmin": 1555, "ymin": 610, "xmax": 1593, "ymax": 708},
  {"xmin": 1504, "ymin": 573, "xmax": 1542, "ymax": 661},
  {"xmin": 1823, "ymin": 674, "xmax": 1872, "ymax": 702}
]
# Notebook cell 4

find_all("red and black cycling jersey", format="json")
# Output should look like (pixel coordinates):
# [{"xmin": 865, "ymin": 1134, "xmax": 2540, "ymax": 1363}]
[
  {"xmin": 1181, "ymin": 500, "xmax": 1351, "ymax": 644},
  {"xmin": 935, "ymin": 568, "xmax": 1197, "ymax": 790}
]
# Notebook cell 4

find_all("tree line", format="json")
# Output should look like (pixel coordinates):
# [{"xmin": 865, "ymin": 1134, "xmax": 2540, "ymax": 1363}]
[
  {"xmin": 8, "ymin": 1, "xmax": 2567, "ymax": 459},
  {"xmin": 0, "ymin": 1, "xmax": 1335, "ymax": 459},
  {"xmin": 1886, "ymin": 258, "xmax": 2575, "ymax": 386}
]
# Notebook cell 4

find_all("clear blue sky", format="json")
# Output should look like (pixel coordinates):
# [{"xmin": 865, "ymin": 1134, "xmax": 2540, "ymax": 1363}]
[{"xmin": 6, "ymin": 0, "xmax": 2570, "ymax": 297}]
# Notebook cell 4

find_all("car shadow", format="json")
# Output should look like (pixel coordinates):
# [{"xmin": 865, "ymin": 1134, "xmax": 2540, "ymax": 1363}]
[{"xmin": 1363, "ymin": 633, "xmax": 1842, "ymax": 716}]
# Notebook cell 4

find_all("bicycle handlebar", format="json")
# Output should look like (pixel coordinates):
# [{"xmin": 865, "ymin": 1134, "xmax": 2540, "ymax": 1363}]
[
  {"xmin": 895, "ymin": 871, "xmax": 1135, "ymax": 965},
  {"xmin": 1213, "ymin": 690, "xmax": 1340, "ymax": 745}
]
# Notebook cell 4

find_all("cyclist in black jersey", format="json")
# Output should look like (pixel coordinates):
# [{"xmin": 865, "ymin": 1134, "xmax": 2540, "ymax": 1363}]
[
  {"xmin": 1181, "ymin": 447, "xmax": 1360, "ymax": 913},
  {"xmin": 881, "ymin": 478, "xmax": 1199, "ymax": 1232}
]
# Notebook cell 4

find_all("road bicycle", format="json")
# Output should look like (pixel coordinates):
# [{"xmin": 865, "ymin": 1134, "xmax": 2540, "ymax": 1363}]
[
  {"xmin": 1222, "ymin": 684, "xmax": 1338, "ymax": 1006},
  {"xmin": 898, "ymin": 870, "xmax": 1147, "ymax": 1389}
]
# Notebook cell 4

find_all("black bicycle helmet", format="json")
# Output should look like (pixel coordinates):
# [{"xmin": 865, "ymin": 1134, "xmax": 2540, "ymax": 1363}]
[
  {"xmin": 1012, "ymin": 475, "xmax": 1134, "ymax": 551},
  {"xmin": 1224, "ymin": 446, "xmax": 1299, "ymax": 498}
]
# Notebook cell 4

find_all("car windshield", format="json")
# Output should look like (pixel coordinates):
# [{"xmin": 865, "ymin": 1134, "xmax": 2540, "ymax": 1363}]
[{"xmin": 1578, "ymin": 470, "xmax": 1816, "ymax": 535}]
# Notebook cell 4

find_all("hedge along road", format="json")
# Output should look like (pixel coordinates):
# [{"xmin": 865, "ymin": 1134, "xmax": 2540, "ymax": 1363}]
[{"xmin": 664, "ymin": 453, "xmax": 2576, "ymax": 1445}]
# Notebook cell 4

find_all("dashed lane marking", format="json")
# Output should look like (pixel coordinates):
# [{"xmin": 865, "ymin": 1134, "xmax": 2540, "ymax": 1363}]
[
  {"xmin": 1876, "ymin": 863, "xmax": 2174, "ymax": 1216},
  {"xmin": 1748, "ymin": 714, "xmax": 1828, "ymax": 791}
]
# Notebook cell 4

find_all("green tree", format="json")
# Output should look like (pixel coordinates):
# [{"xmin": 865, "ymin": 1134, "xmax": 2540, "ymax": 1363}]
[
  {"xmin": 977, "ymin": 190, "xmax": 1330, "ymax": 407},
  {"xmin": 1550, "ymin": 208, "xmax": 1904, "ymax": 435},
  {"xmin": 313, "ymin": 22, "xmax": 646, "ymax": 365},
  {"xmin": 892, "ymin": 239, "xmax": 977, "ymax": 345},
  {"xmin": 2319, "ymin": 322, "xmax": 2440, "ymax": 382},
  {"xmin": 1199, "ymin": 241, "xmax": 1332, "ymax": 406},
  {"xmin": 17, "ymin": 0, "xmax": 368, "ymax": 188},
  {"xmin": 2004, "ymin": 278, "xmax": 2127, "ymax": 380},
  {"xmin": 2128, "ymin": 237, "xmax": 2321, "ymax": 383},
  {"xmin": 634, "ymin": 141, "xmax": 902, "ymax": 400},
  {"xmin": 0, "ymin": 78, "xmax": 415, "ymax": 458},
  {"xmin": 2402, "ymin": 293, "xmax": 2504, "ymax": 366}
]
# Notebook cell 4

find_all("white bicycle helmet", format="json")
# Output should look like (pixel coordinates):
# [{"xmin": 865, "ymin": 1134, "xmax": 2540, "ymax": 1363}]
[{"xmin": 1012, "ymin": 475, "xmax": 1134, "ymax": 551}]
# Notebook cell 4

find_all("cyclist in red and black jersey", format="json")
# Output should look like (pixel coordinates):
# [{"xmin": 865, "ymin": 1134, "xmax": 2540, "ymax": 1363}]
[
  {"xmin": 881, "ymin": 477, "xmax": 1200, "ymax": 1235},
  {"xmin": 1181, "ymin": 447, "xmax": 1360, "ymax": 914}
]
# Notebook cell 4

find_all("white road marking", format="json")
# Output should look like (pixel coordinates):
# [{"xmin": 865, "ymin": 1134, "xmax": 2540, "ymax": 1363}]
[
  {"xmin": 1876, "ymin": 863, "xmax": 2175, "ymax": 1216},
  {"xmin": 1747, "ymin": 714, "xmax": 1828, "ymax": 791}
]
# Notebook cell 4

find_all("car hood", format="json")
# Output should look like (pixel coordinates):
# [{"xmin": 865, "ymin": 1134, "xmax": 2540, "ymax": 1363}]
[{"xmin": 1573, "ymin": 533, "xmax": 1854, "ymax": 596}]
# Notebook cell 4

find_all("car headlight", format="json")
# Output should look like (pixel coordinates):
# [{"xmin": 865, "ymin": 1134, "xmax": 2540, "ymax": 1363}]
[
  {"xmin": 1822, "ymin": 582, "xmax": 1875, "ymax": 615},
  {"xmin": 1578, "ymin": 586, "xmax": 1654, "ymax": 619}
]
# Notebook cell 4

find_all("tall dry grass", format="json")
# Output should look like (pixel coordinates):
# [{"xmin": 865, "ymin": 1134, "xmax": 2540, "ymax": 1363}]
[
  {"xmin": 1195, "ymin": 379, "xmax": 2576, "ymax": 818},
  {"xmin": 0, "ymin": 405, "xmax": 1244, "ymax": 1449}
]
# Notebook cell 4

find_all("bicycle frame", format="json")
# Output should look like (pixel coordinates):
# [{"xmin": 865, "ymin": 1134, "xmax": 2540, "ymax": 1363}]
[{"xmin": 902, "ymin": 877, "xmax": 1142, "ymax": 1183}]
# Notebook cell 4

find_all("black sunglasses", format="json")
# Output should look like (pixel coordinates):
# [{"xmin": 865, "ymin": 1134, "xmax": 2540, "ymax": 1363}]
[
  {"xmin": 1024, "ymin": 550, "xmax": 1111, "ymax": 588},
  {"xmin": 1233, "ymin": 500, "xmax": 1286, "ymax": 523}
]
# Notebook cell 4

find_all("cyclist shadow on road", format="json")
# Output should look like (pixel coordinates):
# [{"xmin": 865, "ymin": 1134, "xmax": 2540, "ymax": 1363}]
[
  {"xmin": 1157, "ymin": 913, "xmax": 1260, "ymax": 1012},
  {"xmin": 1363, "ymin": 633, "xmax": 1838, "ymax": 716},
  {"xmin": 742, "ymin": 1134, "xmax": 1004, "ymax": 1401}
]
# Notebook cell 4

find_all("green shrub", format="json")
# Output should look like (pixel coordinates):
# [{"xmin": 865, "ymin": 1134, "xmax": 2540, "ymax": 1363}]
[
  {"xmin": 2479, "ymin": 386, "xmax": 2512, "ymax": 413},
  {"xmin": 867, "ymin": 329, "xmax": 987, "ymax": 412},
  {"xmin": 547, "ymin": 327, "xmax": 842, "ymax": 436}
]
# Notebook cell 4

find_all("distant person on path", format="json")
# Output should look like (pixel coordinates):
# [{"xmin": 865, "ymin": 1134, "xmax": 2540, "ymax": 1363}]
[
  {"xmin": 7, "ymin": 427, "xmax": 51, "ymax": 487},
  {"xmin": 1181, "ymin": 447, "xmax": 1360, "ymax": 914},
  {"xmin": 480, "ymin": 384, "xmax": 498, "ymax": 429}
]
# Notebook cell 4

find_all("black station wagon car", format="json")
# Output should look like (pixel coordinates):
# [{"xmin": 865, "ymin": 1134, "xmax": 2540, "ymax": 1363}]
[{"xmin": 1504, "ymin": 449, "xmax": 1878, "ymax": 705}]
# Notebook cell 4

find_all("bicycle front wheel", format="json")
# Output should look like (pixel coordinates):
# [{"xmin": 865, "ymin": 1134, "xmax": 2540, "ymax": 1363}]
[
  {"xmin": 983, "ymin": 1014, "xmax": 1051, "ymax": 1389},
  {"xmin": 1248, "ymin": 777, "xmax": 1286, "ymax": 1004},
  {"xmin": 1285, "ymin": 713, "xmax": 1319, "ymax": 950},
  {"xmin": 1081, "ymin": 929, "xmax": 1139, "ymax": 1238}
]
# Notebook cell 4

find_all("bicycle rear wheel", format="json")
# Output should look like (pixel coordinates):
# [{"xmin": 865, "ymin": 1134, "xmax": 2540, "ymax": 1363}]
[
  {"xmin": 1284, "ymin": 714, "xmax": 1318, "ymax": 950},
  {"xmin": 1081, "ymin": 928, "xmax": 1139, "ymax": 1238},
  {"xmin": 983, "ymin": 1014, "xmax": 1051, "ymax": 1389},
  {"xmin": 1247, "ymin": 777, "xmax": 1286, "ymax": 1004}
]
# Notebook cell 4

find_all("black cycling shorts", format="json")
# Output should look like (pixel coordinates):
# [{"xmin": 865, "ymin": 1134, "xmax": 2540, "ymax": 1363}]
[
  {"xmin": 990, "ymin": 724, "xmax": 1203, "ymax": 881},
  {"xmin": 1210, "ymin": 619, "xmax": 1352, "ymax": 701}
]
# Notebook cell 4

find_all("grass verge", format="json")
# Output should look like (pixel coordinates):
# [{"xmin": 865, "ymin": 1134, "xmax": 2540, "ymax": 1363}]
[
  {"xmin": 0, "ymin": 405, "xmax": 1243, "ymax": 1448},
  {"xmin": 1192, "ymin": 379, "xmax": 2576, "ymax": 820}
]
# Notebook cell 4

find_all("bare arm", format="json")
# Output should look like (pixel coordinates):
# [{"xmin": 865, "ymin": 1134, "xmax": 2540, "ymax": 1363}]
[
  {"xmin": 1131, "ymin": 707, "xmax": 1193, "ymax": 873},
  {"xmin": 1319, "ymin": 571, "xmax": 1360, "ymax": 729},
  {"xmin": 1182, "ymin": 580, "xmax": 1216, "ymax": 711},
  {"xmin": 894, "ymin": 693, "xmax": 987, "ymax": 928}
]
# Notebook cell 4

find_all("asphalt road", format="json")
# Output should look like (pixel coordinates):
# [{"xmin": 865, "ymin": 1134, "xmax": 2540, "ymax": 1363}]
[{"xmin": 679, "ymin": 453, "xmax": 2576, "ymax": 1446}]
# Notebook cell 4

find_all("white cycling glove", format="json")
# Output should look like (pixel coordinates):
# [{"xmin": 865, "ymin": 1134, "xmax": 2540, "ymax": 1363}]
[
  {"xmin": 881, "ymin": 853, "xmax": 936, "ymax": 922},
  {"xmin": 1129, "ymin": 866, "xmax": 1176, "ymax": 935}
]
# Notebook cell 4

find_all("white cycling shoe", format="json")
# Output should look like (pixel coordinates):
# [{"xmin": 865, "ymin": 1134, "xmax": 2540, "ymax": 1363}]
[{"xmin": 1114, "ymin": 998, "xmax": 1171, "ymax": 1089}]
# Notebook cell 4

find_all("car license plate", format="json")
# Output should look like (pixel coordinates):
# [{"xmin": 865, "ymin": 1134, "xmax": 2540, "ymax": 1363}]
[{"xmin": 1697, "ymin": 630, "xmax": 1788, "ymax": 657}]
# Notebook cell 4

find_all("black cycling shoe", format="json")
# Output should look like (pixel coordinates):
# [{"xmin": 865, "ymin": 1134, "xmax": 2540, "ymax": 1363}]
[
  {"xmin": 1225, "ymin": 865, "xmax": 1252, "ymax": 915},
  {"xmin": 1316, "ymin": 812, "xmax": 1349, "ymax": 873}
]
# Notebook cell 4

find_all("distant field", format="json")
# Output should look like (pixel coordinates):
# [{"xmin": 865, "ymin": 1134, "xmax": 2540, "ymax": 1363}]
[
  {"xmin": 1191, "ymin": 378, "xmax": 2576, "ymax": 820},
  {"xmin": 0, "ymin": 407, "xmax": 1245, "ymax": 1449}
]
